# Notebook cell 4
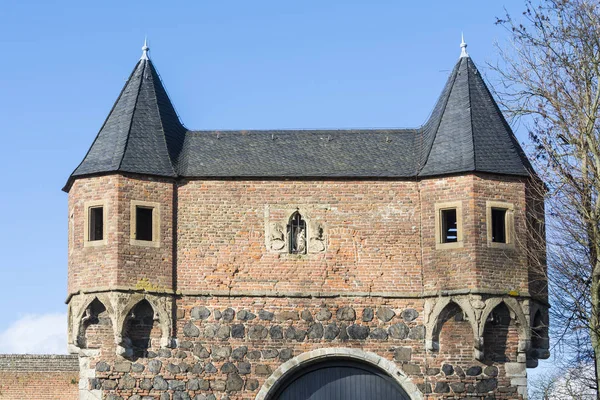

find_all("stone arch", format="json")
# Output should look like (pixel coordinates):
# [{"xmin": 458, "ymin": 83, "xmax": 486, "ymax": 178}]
[
  {"xmin": 255, "ymin": 347, "xmax": 423, "ymax": 400},
  {"xmin": 480, "ymin": 300, "xmax": 524, "ymax": 363},
  {"xmin": 71, "ymin": 294, "xmax": 116, "ymax": 347},
  {"xmin": 479, "ymin": 297, "xmax": 530, "ymax": 344},
  {"xmin": 75, "ymin": 297, "xmax": 114, "ymax": 350},
  {"xmin": 429, "ymin": 301, "xmax": 477, "ymax": 364},
  {"xmin": 287, "ymin": 211, "xmax": 307, "ymax": 254},
  {"xmin": 120, "ymin": 299, "xmax": 160, "ymax": 359},
  {"xmin": 116, "ymin": 294, "xmax": 172, "ymax": 358},
  {"xmin": 425, "ymin": 297, "xmax": 478, "ymax": 354}
]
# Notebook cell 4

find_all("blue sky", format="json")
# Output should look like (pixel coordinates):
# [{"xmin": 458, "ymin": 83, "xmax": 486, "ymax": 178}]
[{"xmin": 0, "ymin": 0, "xmax": 540, "ymax": 358}]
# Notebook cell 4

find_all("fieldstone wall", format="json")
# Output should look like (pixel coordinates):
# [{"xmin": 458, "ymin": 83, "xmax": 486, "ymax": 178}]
[{"xmin": 71, "ymin": 297, "xmax": 533, "ymax": 399}]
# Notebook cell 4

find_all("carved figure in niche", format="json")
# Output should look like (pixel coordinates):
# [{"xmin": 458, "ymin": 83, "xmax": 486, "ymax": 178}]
[
  {"xmin": 288, "ymin": 212, "xmax": 307, "ymax": 254},
  {"xmin": 309, "ymin": 224, "xmax": 326, "ymax": 252},
  {"xmin": 296, "ymin": 227, "xmax": 306, "ymax": 253},
  {"xmin": 270, "ymin": 223, "xmax": 286, "ymax": 250}
]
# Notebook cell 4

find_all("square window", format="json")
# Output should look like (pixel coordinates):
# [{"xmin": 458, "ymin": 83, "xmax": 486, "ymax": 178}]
[
  {"xmin": 84, "ymin": 200, "xmax": 107, "ymax": 247},
  {"xmin": 135, "ymin": 207, "xmax": 153, "ymax": 241},
  {"xmin": 89, "ymin": 206, "xmax": 104, "ymax": 241},
  {"xmin": 441, "ymin": 208, "xmax": 458, "ymax": 243},
  {"xmin": 435, "ymin": 201, "xmax": 463, "ymax": 249},
  {"xmin": 486, "ymin": 201, "xmax": 515, "ymax": 248},
  {"xmin": 130, "ymin": 200, "xmax": 161, "ymax": 247},
  {"xmin": 491, "ymin": 208, "xmax": 507, "ymax": 243}
]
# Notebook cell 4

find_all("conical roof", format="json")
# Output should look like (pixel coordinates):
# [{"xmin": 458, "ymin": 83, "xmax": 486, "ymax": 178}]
[
  {"xmin": 67, "ymin": 45, "xmax": 186, "ymax": 185},
  {"xmin": 418, "ymin": 54, "xmax": 532, "ymax": 177},
  {"xmin": 65, "ymin": 41, "xmax": 532, "ymax": 190}
]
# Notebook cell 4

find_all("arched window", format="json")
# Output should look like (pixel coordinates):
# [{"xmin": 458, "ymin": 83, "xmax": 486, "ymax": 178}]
[{"xmin": 288, "ymin": 212, "xmax": 307, "ymax": 254}]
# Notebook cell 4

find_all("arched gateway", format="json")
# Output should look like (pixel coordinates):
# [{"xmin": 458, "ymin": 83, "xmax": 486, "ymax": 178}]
[
  {"xmin": 267, "ymin": 359, "xmax": 411, "ymax": 400},
  {"xmin": 257, "ymin": 348, "xmax": 420, "ymax": 400}
]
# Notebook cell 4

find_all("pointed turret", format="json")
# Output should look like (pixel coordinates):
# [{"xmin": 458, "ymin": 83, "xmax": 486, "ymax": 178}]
[
  {"xmin": 65, "ymin": 41, "xmax": 186, "ymax": 190},
  {"xmin": 418, "ymin": 37, "xmax": 531, "ymax": 177}
]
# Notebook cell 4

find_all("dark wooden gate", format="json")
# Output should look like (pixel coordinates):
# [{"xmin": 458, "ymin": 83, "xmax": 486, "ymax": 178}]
[{"xmin": 269, "ymin": 359, "xmax": 411, "ymax": 400}]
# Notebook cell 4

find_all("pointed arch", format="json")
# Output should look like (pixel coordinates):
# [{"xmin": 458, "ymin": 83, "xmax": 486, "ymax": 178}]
[
  {"xmin": 531, "ymin": 309, "xmax": 549, "ymax": 359},
  {"xmin": 426, "ymin": 297, "xmax": 478, "ymax": 353},
  {"xmin": 71, "ymin": 294, "xmax": 116, "ymax": 347},
  {"xmin": 479, "ymin": 297, "xmax": 530, "ymax": 342},
  {"xmin": 481, "ymin": 301, "xmax": 523, "ymax": 363},
  {"xmin": 76, "ymin": 297, "xmax": 114, "ymax": 349},
  {"xmin": 121, "ymin": 299, "xmax": 159, "ymax": 358},
  {"xmin": 287, "ymin": 211, "xmax": 307, "ymax": 254},
  {"xmin": 116, "ymin": 294, "xmax": 172, "ymax": 357}
]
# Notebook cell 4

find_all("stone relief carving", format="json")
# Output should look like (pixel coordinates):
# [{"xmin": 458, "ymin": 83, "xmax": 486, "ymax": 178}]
[
  {"xmin": 265, "ymin": 207, "xmax": 327, "ymax": 254},
  {"xmin": 269, "ymin": 223, "xmax": 286, "ymax": 251},
  {"xmin": 296, "ymin": 227, "xmax": 307, "ymax": 253},
  {"xmin": 309, "ymin": 223, "xmax": 326, "ymax": 253}
]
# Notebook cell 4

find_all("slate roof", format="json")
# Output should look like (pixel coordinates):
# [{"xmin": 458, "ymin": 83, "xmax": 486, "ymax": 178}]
[
  {"xmin": 65, "ymin": 49, "xmax": 532, "ymax": 190},
  {"xmin": 69, "ymin": 57, "xmax": 186, "ymax": 180}
]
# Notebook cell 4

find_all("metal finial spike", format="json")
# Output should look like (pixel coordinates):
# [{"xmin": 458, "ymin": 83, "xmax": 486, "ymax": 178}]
[
  {"xmin": 141, "ymin": 37, "xmax": 149, "ymax": 60},
  {"xmin": 460, "ymin": 33, "xmax": 469, "ymax": 58}
]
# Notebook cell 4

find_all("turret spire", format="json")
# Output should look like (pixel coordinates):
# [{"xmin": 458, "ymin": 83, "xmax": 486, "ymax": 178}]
[
  {"xmin": 65, "ymin": 41, "xmax": 187, "ymax": 191},
  {"xmin": 141, "ymin": 37, "xmax": 149, "ymax": 60},
  {"xmin": 460, "ymin": 33, "xmax": 468, "ymax": 58}
]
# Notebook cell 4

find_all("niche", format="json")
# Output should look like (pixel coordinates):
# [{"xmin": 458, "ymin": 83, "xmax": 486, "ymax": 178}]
[
  {"xmin": 122, "ymin": 300, "xmax": 160, "ymax": 359},
  {"xmin": 483, "ymin": 303, "xmax": 519, "ymax": 362},
  {"xmin": 433, "ymin": 302, "xmax": 473, "ymax": 363},
  {"xmin": 78, "ymin": 298, "xmax": 112, "ymax": 349}
]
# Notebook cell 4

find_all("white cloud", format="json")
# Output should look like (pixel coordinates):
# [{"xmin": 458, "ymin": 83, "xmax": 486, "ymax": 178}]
[{"xmin": 0, "ymin": 313, "xmax": 68, "ymax": 354}]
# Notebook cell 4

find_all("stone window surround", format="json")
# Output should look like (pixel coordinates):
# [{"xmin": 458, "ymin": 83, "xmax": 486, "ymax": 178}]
[
  {"xmin": 130, "ymin": 200, "xmax": 161, "ymax": 248},
  {"xmin": 265, "ymin": 205, "xmax": 327, "ymax": 255},
  {"xmin": 486, "ymin": 200, "xmax": 515, "ymax": 249},
  {"xmin": 434, "ymin": 201, "xmax": 464, "ymax": 250},
  {"xmin": 83, "ymin": 200, "xmax": 107, "ymax": 248}
]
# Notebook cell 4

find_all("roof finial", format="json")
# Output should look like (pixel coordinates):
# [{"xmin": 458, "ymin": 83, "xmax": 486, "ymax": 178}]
[
  {"xmin": 141, "ymin": 37, "xmax": 149, "ymax": 60},
  {"xmin": 460, "ymin": 33, "xmax": 468, "ymax": 58}
]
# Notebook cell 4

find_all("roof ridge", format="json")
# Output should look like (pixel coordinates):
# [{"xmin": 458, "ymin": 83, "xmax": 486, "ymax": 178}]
[
  {"xmin": 117, "ymin": 60, "xmax": 146, "ymax": 172},
  {"xmin": 147, "ymin": 59, "xmax": 178, "ymax": 176},
  {"xmin": 187, "ymin": 128, "xmax": 418, "ymax": 133},
  {"xmin": 417, "ymin": 60, "xmax": 461, "ymax": 175},
  {"xmin": 467, "ymin": 58, "xmax": 477, "ymax": 172}
]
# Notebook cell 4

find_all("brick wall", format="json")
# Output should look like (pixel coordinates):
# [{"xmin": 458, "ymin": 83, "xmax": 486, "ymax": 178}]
[
  {"xmin": 66, "ymin": 172, "xmax": 546, "ymax": 399},
  {"xmin": 68, "ymin": 175, "xmax": 174, "ymax": 294},
  {"xmin": 0, "ymin": 355, "xmax": 79, "ymax": 400}
]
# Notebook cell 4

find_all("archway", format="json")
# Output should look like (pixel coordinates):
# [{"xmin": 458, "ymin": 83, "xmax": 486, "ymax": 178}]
[
  {"xmin": 267, "ymin": 359, "xmax": 410, "ymax": 400},
  {"xmin": 258, "ymin": 347, "xmax": 420, "ymax": 400}
]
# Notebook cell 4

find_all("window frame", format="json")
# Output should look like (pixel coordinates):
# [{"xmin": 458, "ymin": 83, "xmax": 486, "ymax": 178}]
[
  {"xmin": 84, "ymin": 200, "xmax": 107, "ymax": 247},
  {"xmin": 435, "ymin": 201, "xmax": 464, "ymax": 249},
  {"xmin": 130, "ymin": 200, "xmax": 161, "ymax": 248},
  {"xmin": 287, "ymin": 211, "xmax": 307, "ymax": 255},
  {"xmin": 486, "ymin": 201, "xmax": 515, "ymax": 248}
]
